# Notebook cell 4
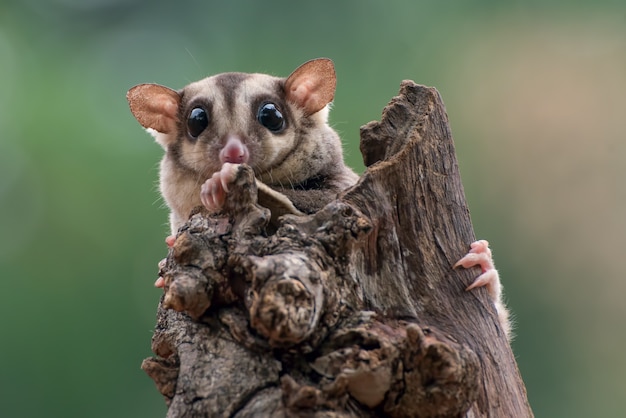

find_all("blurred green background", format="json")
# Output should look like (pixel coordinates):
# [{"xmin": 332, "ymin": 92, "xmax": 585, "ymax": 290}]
[{"xmin": 1, "ymin": 0, "xmax": 625, "ymax": 416}]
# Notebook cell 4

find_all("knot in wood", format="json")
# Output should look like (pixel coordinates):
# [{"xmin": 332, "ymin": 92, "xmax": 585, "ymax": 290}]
[{"xmin": 248, "ymin": 253, "xmax": 325, "ymax": 346}]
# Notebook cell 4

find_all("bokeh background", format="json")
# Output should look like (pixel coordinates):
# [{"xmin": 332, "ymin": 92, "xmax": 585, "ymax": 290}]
[{"xmin": 1, "ymin": 0, "xmax": 625, "ymax": 416}]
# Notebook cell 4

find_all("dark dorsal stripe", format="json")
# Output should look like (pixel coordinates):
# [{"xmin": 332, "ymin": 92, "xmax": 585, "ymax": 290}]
[{"xmin": 212, "ymin": 72, "xmax": 251, "ymax": 114}]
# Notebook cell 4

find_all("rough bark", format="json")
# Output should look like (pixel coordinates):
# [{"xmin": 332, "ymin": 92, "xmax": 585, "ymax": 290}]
[{"xmin": 141, "ymin": 81, "xmax": 534, "ymax": 417}]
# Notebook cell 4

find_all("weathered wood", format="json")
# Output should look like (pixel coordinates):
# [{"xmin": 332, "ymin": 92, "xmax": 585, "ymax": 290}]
[
  {"xmin": 347, "ymin": 82, "xmax": 532, "ymax": 416},
  {"xmin": 141, "ymin": 81, "xmax": 533, "ymax": 417}
]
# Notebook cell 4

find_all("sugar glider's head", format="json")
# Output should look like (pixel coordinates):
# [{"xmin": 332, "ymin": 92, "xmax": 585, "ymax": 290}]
[{"xmin": 127, "ymin": 58, "xmax": 337, "ymax": 182}]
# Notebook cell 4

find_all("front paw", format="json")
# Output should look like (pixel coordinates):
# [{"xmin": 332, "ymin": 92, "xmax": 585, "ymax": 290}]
[{"xmin": 200, "ymin": 163, "xmax": 239, "ymax": 212}]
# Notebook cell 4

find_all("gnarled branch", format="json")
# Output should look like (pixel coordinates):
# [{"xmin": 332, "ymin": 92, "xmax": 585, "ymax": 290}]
[{"xmin": 141, "ymin": 81, "xmax": 533, "ymax": 417}]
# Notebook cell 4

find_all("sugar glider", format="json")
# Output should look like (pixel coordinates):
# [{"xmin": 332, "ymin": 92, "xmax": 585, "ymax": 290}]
[
  {"xmin": 127, "ymin": 58, "xmax": 509, "ymax": 337},
  {"xmin": 127, "ymin": 58, "xmax": 358, "ymax": 234}
]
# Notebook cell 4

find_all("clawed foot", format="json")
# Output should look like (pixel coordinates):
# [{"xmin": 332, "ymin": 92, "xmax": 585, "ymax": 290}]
[
  {"xmin": 155, "ymin": 234, "xmax": 176, "ymax": 288},
  {"xmin": 454, "ymin": 240, "xmax": 501, "ymax": 303},
  {"xmin": 200, "ymin": 163, "xmax": 239, "ymax": 212},
  {"xmin": 455, "ymin": 240, "xmax": 511, "ymax": 338}
]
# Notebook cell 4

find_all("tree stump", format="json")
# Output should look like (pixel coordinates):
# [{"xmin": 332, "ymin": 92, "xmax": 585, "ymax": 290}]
[{"xmin": 141, "ymin": 81, "xmax": 534, "ymax": 417}]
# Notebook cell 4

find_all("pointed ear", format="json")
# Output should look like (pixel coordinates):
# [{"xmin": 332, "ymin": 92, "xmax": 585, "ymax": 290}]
[
  {"xmin": 127, "ymin": 84, "xmax": 180, "ymax": 134},
  {"xmin": 284, "ymin": 58, "xmax": 336, "ymax": 116}
]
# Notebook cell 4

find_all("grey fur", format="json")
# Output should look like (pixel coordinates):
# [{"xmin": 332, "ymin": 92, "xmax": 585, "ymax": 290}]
[{"xmin": 127, "ymin": 59, "xmax": 358, "ymax": 234}]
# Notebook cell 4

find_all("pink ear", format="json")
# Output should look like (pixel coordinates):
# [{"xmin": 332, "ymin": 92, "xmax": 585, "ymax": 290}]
[
  {"xmin": 284, "ymin": 58, "xmax": 336, "ymax": 116},
  {"xmin": 127, "ymin": 84, "xmax": 180, "ymax": 134}
]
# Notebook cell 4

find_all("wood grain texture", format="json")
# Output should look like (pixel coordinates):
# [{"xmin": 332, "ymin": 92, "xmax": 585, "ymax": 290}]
[{"xmin": 141, "ymin": 81, "xmax": 533, "ymax": 417}]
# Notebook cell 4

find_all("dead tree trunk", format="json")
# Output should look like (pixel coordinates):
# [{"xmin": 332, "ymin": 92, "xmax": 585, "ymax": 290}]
[{"xmin": 141, "ymin": 81, "xmax": 534, "ymax": 417}]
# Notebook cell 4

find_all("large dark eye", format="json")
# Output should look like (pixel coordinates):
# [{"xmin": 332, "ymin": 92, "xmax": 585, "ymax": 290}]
[
  {"xmin": 257, "ymin": 103, "xmax": 285, "ymax": 132},
  {"xmin": 187, "ymin": 107, "xmax": 209, "ymax": 138}
]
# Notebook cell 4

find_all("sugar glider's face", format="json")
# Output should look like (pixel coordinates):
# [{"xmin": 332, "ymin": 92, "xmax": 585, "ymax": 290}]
[
  {"xmin": 174, "ymin": 72, "xmax": 303, "ymax": 178},
  {"xmin": 128, "ymin": 58, "xmax": 337, "ymax": 184}
]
